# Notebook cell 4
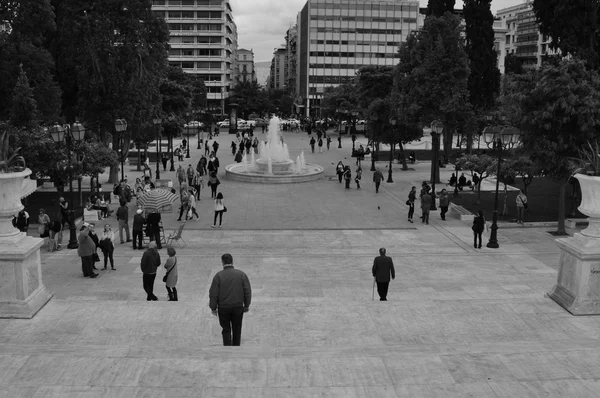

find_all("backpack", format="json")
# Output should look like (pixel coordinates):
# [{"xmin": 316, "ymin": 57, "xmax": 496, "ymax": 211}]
[{"xmin": 472, "ymin": 216, "xmax": 484, "ymax": 231}]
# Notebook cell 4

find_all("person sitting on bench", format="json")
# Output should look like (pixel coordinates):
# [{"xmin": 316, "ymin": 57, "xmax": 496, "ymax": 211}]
[
  {"xmin": 449, "ymin": 173, "xmax": 457, "ymax": 186},
  {"xmin": 409, "ymin": 151, "xmax": 416, "ymax": 164},
  {"xmin": 458, "ymin": 173, "xmax": 467, "ymax": 191},
  {"xmin": 472, "ymin": 173, "xmax": 480, "ymax": 190}
]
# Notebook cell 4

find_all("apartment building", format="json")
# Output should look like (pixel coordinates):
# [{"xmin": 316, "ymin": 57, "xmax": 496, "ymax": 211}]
[
  {"xmin": 268, "ymin": 46, "xmax": 287, "ymax": 91},
  {"xmin": 152, "ymin": 0, "xmax": 238, "ymax": 113},
  {"xmin": 296, "ymin": 0, "xmax": 420, "ymax": 117},
  {"xmin": 237, "ymin": 48, "xmax": 257, "ymax": 84},
  {"xmin": 285, "ymin": 25, "xmax": 298, "ymax": 98},
  {"xmin": 496, "ymin": 1, "xmax": 555, "ymax": 72}
]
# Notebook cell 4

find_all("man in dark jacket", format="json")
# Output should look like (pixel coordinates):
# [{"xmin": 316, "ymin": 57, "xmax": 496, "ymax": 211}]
[
  {"xmin": 373, "ymin": 168, "xmax": 384, "ymax": 193},
  {"xmin": 140, "ymin": 242, "xmax": 161, "ymax": 301},
  {"xmin": 372, "ymin": 248, "xmax": 395, "ymax": 301},
  {"xmin": 146, "ymin": 211, "xmax": 162, "ymax": 249},
  {"xmin": 209, "ymin": 253, "xmax": 252, "ymax": 346},
  {"xmin": 116, "ymin": 200, "xmax": 131, "ymax": 244},
  {"xmin": 77, "ymin": 224, "xmax": 98, "ymax": 278},
  {"xmin": 132, "ymin": 209, "xmax": 145, "ymax": 250}
]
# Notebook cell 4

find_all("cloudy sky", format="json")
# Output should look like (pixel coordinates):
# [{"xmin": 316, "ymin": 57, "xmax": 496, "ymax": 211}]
[{"xmin": 230, "ymin": 0, "xmax": 525, "ymax": 62}]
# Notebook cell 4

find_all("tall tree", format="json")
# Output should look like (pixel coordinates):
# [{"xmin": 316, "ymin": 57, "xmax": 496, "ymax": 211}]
[
  {"xmin": 501, "ymin": 58, "xmax": 600, "ymax": 234},
  {"xmin": 10, "ymin": 67, "xmax": 38, "ymax": 129},
  {"xmin": 49, "ymin": 0, "xmax": 170, "ymax": 183},
  {"xmin": 464, "ymin": 0, "xmax": 500, "ymax": 111},
  {"xmin": 396, "ymin": 14, "xmax": 472, "ymax": 161},
  {"xmin": 533, "ymin": 0, "xmax": 600, "ymax": 69},
  {"xmin": 426, "ymin": 0, "xmax": 455, "ymax": 16}
]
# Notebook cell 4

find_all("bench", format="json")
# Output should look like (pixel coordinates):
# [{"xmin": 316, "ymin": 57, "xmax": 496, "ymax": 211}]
[
  {"xmin": 565, "ymin": 218, "xmax": 589, "ymax": 229},
  {"xmin": 83, "ymin": 208, "xmax": 100, "ymax": 222},
  {"xmin": 449, "ymin": 203, "xmax": 474, "ymax": 222}
]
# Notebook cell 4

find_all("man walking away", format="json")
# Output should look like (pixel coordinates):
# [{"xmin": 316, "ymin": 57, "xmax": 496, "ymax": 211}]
[
  {"xmin": 373, "ymin": 168, "xmax": 384, "ymax": 193},
  {"xmin": 132, "ymin": 209, "xmax": 145, "ymax": 250},
  {"xmin": 116, "ymin": 200, "xmax": 131, "ymax": 243},
  {"xmin": 372, "ymin": 248, "xmax": 395, "ymax": 301},
  {"xmin": 439, "ymin": 189, "xmax": 450, "ymax": 221},
  {"xmin": 141, "ymin": 242, "xmax": 161, "ymax": 301},
  {"xmin": 209, "ymin": 253, "xmax": 252, "ymax": 346}
]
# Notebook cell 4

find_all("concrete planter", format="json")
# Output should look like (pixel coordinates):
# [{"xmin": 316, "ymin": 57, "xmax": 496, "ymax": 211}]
[
  {"xmin": 0, "ymin": 169, "xmax": 53, "ymax": 318},
  {"xmin": 548, "ymin": 174, "xmax": 600, "ymax": 315}
]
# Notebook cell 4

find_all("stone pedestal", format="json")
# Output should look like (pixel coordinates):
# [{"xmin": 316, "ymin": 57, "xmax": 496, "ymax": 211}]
[
  {"xmin": 548, "ymin": 174, "xmax": 600, "ymax": 315},
  {"xmin": 549, "ymin": 233, "xmax": 600, "ymax": 315},
  {"xmin": 0, "ymin": 169, "xmax": 53, "ymax": 318}
]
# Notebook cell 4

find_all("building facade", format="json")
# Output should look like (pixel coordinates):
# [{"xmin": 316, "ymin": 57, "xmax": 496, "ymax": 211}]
[
  {"xmin": 236, "ymin": 48, "xmax": 257, "ymax": 84},
  {"xmin": 496, "ymin": 1, "xmax": 555, "ymax": 72},
  {"xmin": 286, "ymin": 25, "xmax": 298, "ymax": 98},
  {"xmin": 152, "ymin": 0, "xmax": 238, "ymax": 113},
  {"xmin": 296, "ymin": 0, "xmax": 420, "ymax": 117},
  {"xmin": 268, "ymin": 46, "xmax": 287, "ymax": 91}
]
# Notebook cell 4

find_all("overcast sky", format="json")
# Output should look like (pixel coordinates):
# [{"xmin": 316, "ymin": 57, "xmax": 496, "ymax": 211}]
[{"xmin": 230, "ymin": 0, "xmax": 525, "ymax": 62}]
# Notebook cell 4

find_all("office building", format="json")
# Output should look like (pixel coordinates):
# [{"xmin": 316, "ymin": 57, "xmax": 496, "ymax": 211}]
[
  {"xmin": 236, "ymin": 48, "xmax": 257, "ymax": 84},
  {"xmin": 152, "ymin": 0, "xmax": 238, "ymax": 113},
  {"xmin": 296, "ymin": 0, "xmax": 421, "ymax": 116},
  {"xmin": 268, "ymin": 46, "xmax": 287, "ymax": 91}
]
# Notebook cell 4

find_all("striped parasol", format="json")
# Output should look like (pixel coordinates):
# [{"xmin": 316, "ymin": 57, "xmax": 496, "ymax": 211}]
[{"xmin": 137, "ymin": 188, "xmax": 178, "ymax": 212}]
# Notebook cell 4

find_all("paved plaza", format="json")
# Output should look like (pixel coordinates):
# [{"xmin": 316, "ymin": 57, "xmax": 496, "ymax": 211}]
[{"xmin": 2, "ymin": 130, "xmax": 600, "ymax": 397}]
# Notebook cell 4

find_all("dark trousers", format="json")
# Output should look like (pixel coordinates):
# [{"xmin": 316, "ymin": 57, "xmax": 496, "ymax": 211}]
[
  {"xmin": 375, "ymin": 181, "xmax": 381, "ymax": 193},
  {"xmin": 474, "ymin": 231, "xmax": 482, "ymax": 248},
  {"xmin": 213, "ymin": 211, "xmax": 223, "ymax": 226},
  {"xmin": 178, "ymin": 205, "xmax": 189, "ymax": 221},
  {"xmin": 162, "ymin": 159, "xmax": 168, "ymax": 170},
  {"xmin": 218, "ymin": 307, "xmax": 244, "ymax": 346},
  {"xmin": 211, "ymin": 186, "xmax": 217, "ymax": 198},
  {"xmin": 440, "ymin": 206, "xmax": 448, "ymax": 220},
  {"xmin": 143, "ymin": 273, "xmax": 158, "ymax": 301},
  {"xmin": 166, "ymin": 286, "xmax": 178, "ymax": 301},
  {"xmin": 81, "ymin": 255, "xmax": 95, "ymax": 277},
  {"xmin": 422, "ymin": 210, "xmax": 430, "ymax": 224},
  {"xmin": 345, "ymin": 178, "xmax": 350, "ymax": 189},
  {"xmin": 132, "ymin": 229, "xmax": 143, "ymax": 249},
  {"xmin": 102, "ymin": 249, "xmax": 114, "ymax": 268},
  {"xmin": 151, "ymin": 230, "xmax": 162, "ymax": 249},
  {"xmin": 338, "ymin": 173, "xmax": 342, "ymax": 183},
  {"xmin": 408, "ymin": 203, "xmax": 415, "ymax": 220},
  {"xmin": 376, "ymin": 282, "xmax": 389, "ymax": 301}
]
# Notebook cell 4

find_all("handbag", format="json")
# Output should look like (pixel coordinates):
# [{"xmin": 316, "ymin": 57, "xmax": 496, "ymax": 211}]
[
  {"xmin": 406, "ymin": 200, "xmax": 411, "ymax": 206},
  {"xmin": 163, "ymin": 259, "xmax": 177, "ymax": 282},
  {"xmin": 223, "ymin": 206, "xmax": 228, "ymax": 213},
  {"xmin": 93, "ymin": 252, "xmax": 100, "ymax": 262}
]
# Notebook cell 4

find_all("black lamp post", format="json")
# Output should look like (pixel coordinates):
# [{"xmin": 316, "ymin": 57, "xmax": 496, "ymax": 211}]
[
  {"xmin": 484, "ymin": 126, "xmax": 520, "ymax": 248},
  {"xmin": 49, "ymin": 120, "xmax": 86, "ymax": 249},
  {"xmin": 114, "ymin": 118, "xmax": 128, "ymax": 181},
  {"xmin": 453, "ymin": 150, "xmax": 461, "ymax": 198},
  {"xmin": 196, "ymin": 110, "xmax": 203, "ymax": 150},
  {"xmin": 168, "ymin": 114, "xmax": 176, "ymax": 171},
  {"xmin": 369, "ymin": 113, "xmax": 378, "ymax": 172},
  {"xmin": 185, "ymin": 121, "xmax": 200, "ymax": 159},
  {"xmin": 153, "ymin": 117, "xmax": 162, "ymax": 180},
  {"xmin": 430, "ymin": 121, "xmax": 443, "ymax": 211},
  {"xmin": 388, "ymin": 117, "xmax": 397, "ymax": 183}
]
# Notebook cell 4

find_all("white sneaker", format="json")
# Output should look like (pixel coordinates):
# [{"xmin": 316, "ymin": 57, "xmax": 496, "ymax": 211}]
[
  {"xmin": 218, "ymin": 225, "xmax": 222, "ymax": 228},
  {"xmin": 211, "ymin": 225, "xmax": 216, "ymax": 228}
]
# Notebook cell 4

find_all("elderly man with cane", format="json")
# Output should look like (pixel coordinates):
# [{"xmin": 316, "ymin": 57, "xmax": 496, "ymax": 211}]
[{"xmin": 372, "ymin": 248, "xmax": 395, "ymax": 301}]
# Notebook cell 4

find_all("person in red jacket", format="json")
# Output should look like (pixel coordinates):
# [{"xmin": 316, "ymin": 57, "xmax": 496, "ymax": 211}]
[
  {"xmin": 372, "ymin": 248, "xmax": 395, "ymax": 301},
  {"xmin": 209, "ymin": 253, "xmax": 252, "ymax": 346}
]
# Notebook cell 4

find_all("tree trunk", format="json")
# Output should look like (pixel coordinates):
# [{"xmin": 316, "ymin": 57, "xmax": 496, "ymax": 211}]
[
  {"xmin": 136, "ymin": 142, "xmax": 142, "ymax": 171},
  {"xmin": 443, "ymin": 126, "xmax": 453, "ymax": 163},
  {"xmin": 502, "ymin": 184, "xmax": 508, "ymax": 216},
  {"xmin": 399, "ymin": 142, "xmax": 408, "ymax": 171},
  {"xmin": 556, "ymin": 182, "xmax": 568, "ymax": 235},
  {"xmin": 466, "ymin": 131, "xmax": 473, "ymax": 155}
]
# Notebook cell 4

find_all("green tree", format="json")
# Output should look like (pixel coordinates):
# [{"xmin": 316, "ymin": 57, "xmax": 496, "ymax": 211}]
[
  {"xmin": 501, "ymin": 58, "xmax": 600, "ymax": 234},
  {"xmin": 426, "ymin": 0, "xmax": 455, "ymax": 16},
  {"xmin": 511, "ymin": 156, "xmax": 539, "ymax": 195},
  {"xmin": 504, "ymin": 53, "xmax": 523, "ymax": 75},
  {"xmin": 533, "ymin": 0, "xmax": 600, "ymax": 69},
  {"xmin": 464, "ymin": 0, "xmax": 500, "ymax": 111},
  {"xmin": 321, "ymin": 83, "xmax": 359, "ymax": 128},
  {"xmin": 396, "ymin": 14, "xmax": 472, "ymax": 160},
  {"xmin": 489, "ymin": 157, "xmax": 518, "ymax": 216},
  {"xmin": 49, "ymin": 0, "xmax": 170, "ymax": 183},
  {"xmin": 456, "ymin": 154, "xmax": 494, "ymax": 204},
  {"xmin": 10, "ymin": 67, "xmax": 38, "ymax": 128}
]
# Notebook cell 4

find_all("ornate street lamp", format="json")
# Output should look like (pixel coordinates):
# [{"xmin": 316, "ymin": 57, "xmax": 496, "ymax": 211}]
[
  {"xmin": 49, "ymin": 120, "xmax": 86, "ymax": 249},
  {"xmin": 484, "ymin": 125, "xmax": 521, "ymax": 249},
  {"xmin": 388, "ymin": 117, "xmax": 396, "ymax": 183},
  {"xmin": 369, "ymin": 112, "xmax": 378, "ymax": 172},
  {"xmin": 114, "ymin": 118, "xmax": 128, "ymax": 181},
  {"xmin": 168, "ymin": 114, "xmax": 176, "ymax": 171},
  {"xmin": 152, "ymin": 117, "xmax": 162, "ymax": 180},
  {"xmin": 430, "ymin": 121, "xmax": 444, "ymax": 211},
  {"xmin": 185, "ymin": 121, "xmax": 201, "ymax": 159}
]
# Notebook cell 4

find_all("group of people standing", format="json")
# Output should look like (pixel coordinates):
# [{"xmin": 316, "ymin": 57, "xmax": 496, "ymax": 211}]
[{"xmin": 406, "ymin": 182, "xmax": 451, "ymax": 225}]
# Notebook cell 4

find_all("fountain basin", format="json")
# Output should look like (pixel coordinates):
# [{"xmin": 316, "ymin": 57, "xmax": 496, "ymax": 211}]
[
  {"xmin": 255, "ymin": 158, "xmax": 294, "ymax": 174},
  {"xmin": 225, "ymin": 163, "xmax": 324, "ymax": 183}
]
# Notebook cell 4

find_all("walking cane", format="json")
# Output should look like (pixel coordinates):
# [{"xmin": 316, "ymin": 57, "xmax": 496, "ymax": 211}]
[{"xmin": 372, "ymin": 278, "xmax": 375, "ymax": 301}]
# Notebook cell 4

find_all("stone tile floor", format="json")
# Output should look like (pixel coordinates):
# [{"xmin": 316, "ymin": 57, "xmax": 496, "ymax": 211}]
[{"xmin": 6, "ymin": 130, "xmax": 598, "ymax": 397}]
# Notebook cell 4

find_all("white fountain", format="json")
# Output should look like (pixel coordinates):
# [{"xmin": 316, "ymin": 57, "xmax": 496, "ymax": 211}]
[{"xmin": 225, "ymin": 116, "xmax": 324, "ymax": 183}]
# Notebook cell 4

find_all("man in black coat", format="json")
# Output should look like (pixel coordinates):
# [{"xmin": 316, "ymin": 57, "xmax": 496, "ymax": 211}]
[{"xmin": 372, "ymin": 248, "xmax": 395, "ymax": 301}]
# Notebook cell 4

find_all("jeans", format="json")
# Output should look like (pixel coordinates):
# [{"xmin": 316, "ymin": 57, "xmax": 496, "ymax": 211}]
[
  {"xmin": 517, "ymin": 206, "xmax": 524, "ymax": 222},
  {"xmin": 118, "ymin": 220, "xmax": 130, "ymax": 242},
  {"xmin": 375, "ymin": 182, "xmax": 381, "ymax": 193},
  {"xmin": 213, "ymin": 211, "xmax": 224, "ymax": 226},
  {"xmin": 102, "ymin": 249, "xmax": 114, "ymax": 268},
  {"xmin": 376, "ymin": 282, "xmax": 389, "ymax": 300},
  {"xmin": 345, "ymin": 179, "xmax": 350, "ymax": 189},
  {"xmin": 440, "ymin": 206, "xmax": 448, "ymax": 220},
  {"xmin": 132, "ymin": 229, "xmax": 143, "ymax": 249},
  {"xmin": 422, "ymin": 210, "xmax": 430, "ymax": 224},
  {"xmin": 218, "ymin": 307, "xmax": 244, "ymax": 346},
  {"xmin": 143, "ymin": 273, "xmax": 158, "ymax": 300}
]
